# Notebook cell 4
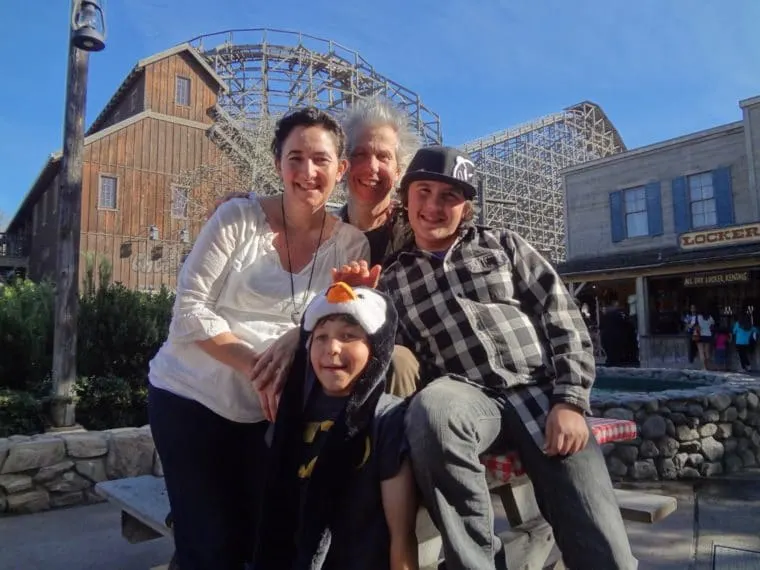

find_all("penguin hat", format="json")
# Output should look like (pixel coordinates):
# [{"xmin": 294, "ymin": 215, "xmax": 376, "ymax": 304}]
[{"xmin": 303, "ymin": 282, "xmax": 398, "ymax": 407}]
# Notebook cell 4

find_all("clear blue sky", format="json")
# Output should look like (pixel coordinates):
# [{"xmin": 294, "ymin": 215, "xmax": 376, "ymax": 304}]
[{"xmin": 1, "ymin": 0, "xmax": 759, "ymax": 223}]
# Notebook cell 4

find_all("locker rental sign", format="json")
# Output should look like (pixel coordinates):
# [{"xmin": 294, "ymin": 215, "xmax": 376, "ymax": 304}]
[{"xmin": 679, "ymin": 222, "xmax": 760, "ymax": 250}]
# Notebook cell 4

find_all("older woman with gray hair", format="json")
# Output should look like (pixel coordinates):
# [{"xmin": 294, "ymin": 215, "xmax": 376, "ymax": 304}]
[
  {"xmin": 251, "ymin": 96, "xmax": 422, "ymax": 414},
  {"xmin": 337, "ymin": 96, "xmax": 419, "ymax": 266}
]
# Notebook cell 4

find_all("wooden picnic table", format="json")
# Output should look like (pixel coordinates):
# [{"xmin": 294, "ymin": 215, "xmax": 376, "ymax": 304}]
[{"xmin": 97, "ymin": 417, "xmax": 676, "ymax": 570}]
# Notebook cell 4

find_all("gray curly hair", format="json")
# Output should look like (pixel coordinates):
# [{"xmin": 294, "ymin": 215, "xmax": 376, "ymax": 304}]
[{"xmin": 342, "ymin": 96, "xmax": 421, "ymax": 175}]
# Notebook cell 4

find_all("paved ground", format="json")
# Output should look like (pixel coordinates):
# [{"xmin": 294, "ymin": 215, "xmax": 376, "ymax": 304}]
[
  {"xmin": 692, "ymin": 474, "xmax": 760, "ymax": 570},
  {"xmin": 621, "ymin": 483, "xmax": 697, "ymax": 569},
  {"xmin": 618, "ymin": 474, "xmax": 760, "ymax": 570},
  {"xmin": 0, "ymin": 501, "xmax": 174, "ymax": 570},
  {"xmin": 1, "ymin": 475, "xmax": 759, "ymax": 569}
]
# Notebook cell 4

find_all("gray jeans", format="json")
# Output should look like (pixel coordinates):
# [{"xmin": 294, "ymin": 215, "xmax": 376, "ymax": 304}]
[{"xmin": 405, "ymin": 377, "xmax": 637, "ymax": 570}]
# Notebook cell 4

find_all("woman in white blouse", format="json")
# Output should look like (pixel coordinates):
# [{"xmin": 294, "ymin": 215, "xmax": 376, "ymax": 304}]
[
  {"xmin": 695, "ymin": 310, "xmax": 716, "ymax": 370},
  {"xmin": 147, "ymin": 107, "xmax": 369, "ymax": 570}
]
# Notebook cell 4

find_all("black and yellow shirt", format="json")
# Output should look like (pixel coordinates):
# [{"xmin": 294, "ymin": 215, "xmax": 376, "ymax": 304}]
[
  {"xmin": 290, "ymin": 385, "xmax": 408, "ymax": 570},
  {"xmin": 298, "ymin": 389, "xmax": 349, "ymax": 482}
]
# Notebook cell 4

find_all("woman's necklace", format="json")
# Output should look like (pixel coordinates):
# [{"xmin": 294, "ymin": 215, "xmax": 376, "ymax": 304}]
[{"xmin": 282, "ymin": 197, "xmax": 327, "ymax": 325}]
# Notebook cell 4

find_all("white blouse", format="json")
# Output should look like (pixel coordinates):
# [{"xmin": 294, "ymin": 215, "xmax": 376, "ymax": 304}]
[
  {"xmin": 148, "ymin": 196, "xmax": 370, "ymax": 423},
  {"xmin": 697, "ymin": 315, "xmax": 715, "ymax": 337}
]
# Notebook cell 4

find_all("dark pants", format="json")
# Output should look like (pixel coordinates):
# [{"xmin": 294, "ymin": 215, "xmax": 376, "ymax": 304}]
[
  {"xmin": 405, "ymin": 378, "xmax": 637, "ymax": 570},
  {"xmin": 737, "ymin": 345, "xmax": 751, "ymax": 369},
  {"xmin": 149, "ymin": 384, "xmax": 269, "ymax": 570}
]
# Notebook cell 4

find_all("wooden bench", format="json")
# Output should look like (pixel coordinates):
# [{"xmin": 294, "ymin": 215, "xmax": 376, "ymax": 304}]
[{"xmin": 96, "ymin": 417, "xmax": 677, "ymax": 570}]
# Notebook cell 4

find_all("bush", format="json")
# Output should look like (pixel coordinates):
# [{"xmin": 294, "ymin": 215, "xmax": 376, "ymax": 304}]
[
  {"xmin": 0, "ymin": 375, "xmax": 149, "ymax": 436},
  {"xmin": 0, "ymin": 389, "xmax": 47, "ymax": 437},
  {"xmin": 74, "ymin": 376, "xmax": 149, "ymax": 431},
  {"xmin": 0, "ymin": 277, "xmax": 174, "ymax": 392},
  {"xmin": 77, "ymin": 284, "xmax": 174, "ymax": 382},
  {"xmin": 0, "ymin": 280, "xmax": 55, "ymax": 392},
  {"xmin": 0, "ymin": 266, "xmax": 174, "ymax": 435}
]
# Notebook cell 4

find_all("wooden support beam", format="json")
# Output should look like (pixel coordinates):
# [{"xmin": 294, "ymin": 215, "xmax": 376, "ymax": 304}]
[
  {"xmin": 496, "ymin": 477, "xmax": 542, "ymax": 527},
  {"xmin": 500, "ymin": 518, "xmax": 560, "ymax": 570},
  {"xmin": 122, "ymin": 511, "xmax": 163, "ymax": 544}
]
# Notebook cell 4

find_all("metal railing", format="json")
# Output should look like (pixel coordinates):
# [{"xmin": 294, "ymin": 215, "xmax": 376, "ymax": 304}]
[{"xmin": 0, "ymin": 233, "xmax": 29, "ymax": 258}]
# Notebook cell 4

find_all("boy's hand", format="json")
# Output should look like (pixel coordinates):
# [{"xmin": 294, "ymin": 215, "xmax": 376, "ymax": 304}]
[
  {"xmin": 331, "ymin": 260, "xmax": 381, "ymax": 288},
  {"xmin": 544, "ymin": 403, "xmax": 589, "ymax": 456}
]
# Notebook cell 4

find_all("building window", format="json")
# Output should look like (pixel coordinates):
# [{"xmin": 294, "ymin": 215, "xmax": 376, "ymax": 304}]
[
  {"xmin": 175, "ymin": 76, "xmax": 191, "ymax": 106},
  {"xmin": 99, "ymin": 175, "xmax": 118, "ymax": 209},
  {"xmin": 688, "ymin": 172, "xmax": 716, "ymax": 228},
  {"xmin": 610, "ymin": 182, "xmax": 662, "ymax": 243},
  {"xmin": 624, "ymin": 186, "xmax": 648, "ymax": 238},
  {"xmin": 172, "ymin": 185, "xmax": 189, "ymax": 219}
]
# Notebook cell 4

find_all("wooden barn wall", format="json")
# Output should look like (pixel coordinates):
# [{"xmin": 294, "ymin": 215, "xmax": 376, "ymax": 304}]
[
  {"xmin": 27, "ymin": 174, "xmax": 60, "ymax": 282},
  {"xmin": 97, "ymin": 75, "xmax": 146, "ymax": 132},
  {"xmin": 19, "ymin": 50, "xmax": 231, "ymax": 290},
  {"xmin": 80, "ymin": 115, "xmax": 239, "ymax": 291},
  {"xmin": 143, "ymin": 53, "xmax": 218, "ymax": 125}
]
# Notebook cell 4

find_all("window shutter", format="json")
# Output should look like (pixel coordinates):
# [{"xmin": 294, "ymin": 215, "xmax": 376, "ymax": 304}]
[
  {"xmin": 645, "ymin": 182, "xmax": 663, "ymax": 236},
  {"xmin": 609, "ymin": 191, "xmax": 625, "ymax": 243},
  {"xmin": 713, "ymin": 166, "xmax": 734, "ymax": 226},
  {"xmin": 672, "ymin": 176, "xmax": 690, "ymax": 234}
]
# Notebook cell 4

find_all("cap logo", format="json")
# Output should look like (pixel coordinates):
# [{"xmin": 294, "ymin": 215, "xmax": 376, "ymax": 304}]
[{"xmin": 452, "ymin": 156, "xmax": 476, "ymax": 183}]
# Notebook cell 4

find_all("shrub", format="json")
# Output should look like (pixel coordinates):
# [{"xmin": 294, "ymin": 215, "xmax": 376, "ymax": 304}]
[
  {"xmin": 0, "ymin": 280, "xmax": 55, "ymax": 392},
  {"xmin": 74, "ymin": 376, "xmax": 149, "ymax": 431},
  {"xmin": 0, "ymin": 267, "xmax": 174, "ymax": 434},
  {"xmin": 0, "ymin": 389, "xmax": 47, "ymax": 437},
  {"xmin": 77, "ymin": 284, "xmax": 174, "ymax": 383},
  {"xmin": 0, "ymin": 276, "xmax": 174, "ymax": 393}
]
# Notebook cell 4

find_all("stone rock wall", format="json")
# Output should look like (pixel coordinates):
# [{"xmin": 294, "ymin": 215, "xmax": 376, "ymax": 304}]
[
  {"xmin": 0, "ymin": 426, "xmax": 161, "ymax": 515},
  {"xmin": 593, "ymin": 367, "xmax": 760, "ymax": 481},
  {"xmin": 2, "ymin": 367, "xmax": 758, "ymax": 514}
]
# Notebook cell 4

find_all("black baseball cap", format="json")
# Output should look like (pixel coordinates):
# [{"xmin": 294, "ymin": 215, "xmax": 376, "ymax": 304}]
[{"xmin": 399, "ymin": 145, "xmax": 479, "ymax": 200}]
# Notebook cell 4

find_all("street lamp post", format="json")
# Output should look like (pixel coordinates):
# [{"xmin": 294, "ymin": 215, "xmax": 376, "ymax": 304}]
[{"xmin": 50, "ymin": 0, "xmax": 106, "ymax": 428}]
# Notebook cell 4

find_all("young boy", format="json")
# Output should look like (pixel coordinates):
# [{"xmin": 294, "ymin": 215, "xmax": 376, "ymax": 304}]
[
  {"xmin": 253, "ymin": 282, "xmax": 419, "ymax": 570},
  {"xmin": 373, "ymin": 145, "xmax": 636, "ymax": 569}
]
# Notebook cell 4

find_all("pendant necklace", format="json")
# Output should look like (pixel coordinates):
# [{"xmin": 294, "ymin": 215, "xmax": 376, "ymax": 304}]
[{"xmin": 282, "ymin": 197, "xmax": 327, "ymax": 325}]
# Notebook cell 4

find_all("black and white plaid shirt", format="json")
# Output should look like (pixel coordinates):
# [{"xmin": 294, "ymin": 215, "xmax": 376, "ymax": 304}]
[{"xmin": 378, "ymin": 225, "xmax": 596, "ymax": 449}]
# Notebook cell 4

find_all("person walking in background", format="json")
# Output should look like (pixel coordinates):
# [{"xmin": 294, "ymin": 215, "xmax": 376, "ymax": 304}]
[
  {"xmin": 733, "ymin": 315, "xmax": 758, "ymax": 372},
  {"xmin": 599, "ymin": 302, "xmax": 628, "ymax": 367},
  {"xmin": 683, "ymin": 305, "xmax": 698, "ymax": 364},
  {"xmin": 713, "ymin": 327, "xmax": 731, "ymax": 372},
  {"xmin": 695, "ymin": 310, "xmax": 715, "ymax": 370}
]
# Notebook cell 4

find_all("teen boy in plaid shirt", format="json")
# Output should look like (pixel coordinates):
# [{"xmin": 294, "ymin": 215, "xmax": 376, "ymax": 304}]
[{"xmin": 344, "ymin": 145, "xmax": 637, "ymax": 570}]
